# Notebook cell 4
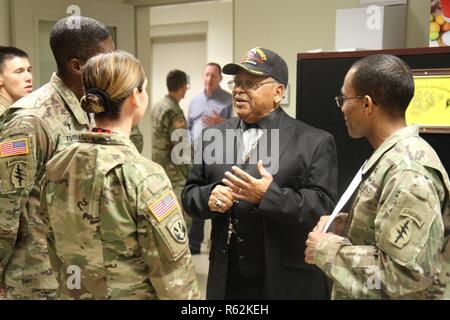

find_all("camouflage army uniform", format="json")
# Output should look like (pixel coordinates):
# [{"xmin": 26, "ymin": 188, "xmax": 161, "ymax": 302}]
[
  {"xmin": 41, "ymin": 131, "xmax": 200, "ymax": 300},
  {"xmin": 0, "ymin": 94, "xmax": 12, "ymax": 124},
  {"xmin": 150, "ymin": 95, "xmax": 191, "ymax": 227},
  {"xmin": 130, "ymin": 125, "xmax": 144, "ymax": 154},
  {"xmin": 315, "ymin": 125, "xmax": 450, "ymax": 299},
  {"xmin": 0, "ymin": 73, "xmax": 91, "ymax": 299}
]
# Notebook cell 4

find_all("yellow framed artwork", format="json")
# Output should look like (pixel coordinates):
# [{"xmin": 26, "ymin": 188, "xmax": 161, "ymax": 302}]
[{"xmin": 406, "ymin": 68, "xmax": 450, "ymax": 133}]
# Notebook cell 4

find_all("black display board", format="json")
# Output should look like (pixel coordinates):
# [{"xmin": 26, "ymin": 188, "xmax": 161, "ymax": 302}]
[{"xmin": 296, "ymin": 47, "xmax": 450, "ymax": 196}]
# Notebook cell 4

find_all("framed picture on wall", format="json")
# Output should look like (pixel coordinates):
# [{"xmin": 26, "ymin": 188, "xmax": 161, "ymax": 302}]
[{"xmin": 406, "ymin": 68, "xmax": 450, "ymax": 133}]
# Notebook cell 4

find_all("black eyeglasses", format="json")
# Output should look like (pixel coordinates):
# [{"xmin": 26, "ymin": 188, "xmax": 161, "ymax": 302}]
[
  {"xmin": 334, "ymin": 95, "xmax": 364, "ymax": 108},
  {"xmin": 227, "ymin": 80, "xmax": 278, "ymax": 91}
]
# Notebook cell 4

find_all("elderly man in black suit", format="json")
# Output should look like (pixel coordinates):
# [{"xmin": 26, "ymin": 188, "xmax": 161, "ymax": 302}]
[{"xmin": 182, "ymin": 47, "xmax": 338, "ymax": 299}]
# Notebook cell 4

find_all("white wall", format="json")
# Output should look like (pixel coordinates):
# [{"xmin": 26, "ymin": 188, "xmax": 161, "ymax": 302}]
[
  {"xmin": 0, "ymin": 0, "xmax": 11, "ymax": 45},
  {"xmin": 138, "ymin": 0, "xmax": 233, "ymax": 159},
  {"xmin": 150, "ymin": 0, "xmax": 233, "ymax": 88},
  {"xmin": 151, "ymin": 36, "xmax": 206, "ymax": 115}
]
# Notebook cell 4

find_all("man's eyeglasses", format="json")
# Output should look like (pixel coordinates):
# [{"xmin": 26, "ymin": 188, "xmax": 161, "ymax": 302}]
[
  {"xmin": 334, "ymin": 95, "xmax": 364, "ymax": 108},
  {"xmin": 227, "ymin": 80, "xmax": 277, "ymax": 91}
]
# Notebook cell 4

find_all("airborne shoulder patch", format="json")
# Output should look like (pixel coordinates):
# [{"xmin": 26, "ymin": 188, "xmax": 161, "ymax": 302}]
[
  {"xmin": 0, "ymin": 138, "xmax": 30, "ymax": 158},
  {"xmin": 148, "ymin": 191, "xmax": 178, "ymax": 223}
]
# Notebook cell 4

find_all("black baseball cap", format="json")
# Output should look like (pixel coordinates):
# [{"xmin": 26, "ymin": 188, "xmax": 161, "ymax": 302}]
[{"xmin": 223, "ymin": 47, "xmax": 288, "ymax": 87}]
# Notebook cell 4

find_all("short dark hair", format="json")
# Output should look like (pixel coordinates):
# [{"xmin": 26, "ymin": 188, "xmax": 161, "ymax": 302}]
[
  {"xmin": 50, "ymin": 16, "xmax": 111, "ymax": 75},
  {"xmin": 0, "ymin": 46, "xmax": 28, "ymax": 73},
  {"xmin": 205, "ymin": 62, "xmax": 222, "ymax": 74},
  {"xmin": 351, "ymin": 54, "xmax": 414, "ymax": 117},
  {"xmin": 167, "ymin": 69, "xmax": 187, "ymax": 92}
]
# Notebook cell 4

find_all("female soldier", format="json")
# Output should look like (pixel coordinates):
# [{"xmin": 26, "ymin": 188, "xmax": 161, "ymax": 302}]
[{"xmin": 41, "ymin": 51, "xmax": 199, "ymax": 300}]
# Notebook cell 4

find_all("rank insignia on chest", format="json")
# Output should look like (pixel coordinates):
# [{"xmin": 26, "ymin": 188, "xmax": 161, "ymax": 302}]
[
  {"xmin": 0, "ymin": 138, "xmax": 30, "ymax": 158},
  {"xmin": 149, "ymin": 191, "xmax": 178, "ymax": 222}
]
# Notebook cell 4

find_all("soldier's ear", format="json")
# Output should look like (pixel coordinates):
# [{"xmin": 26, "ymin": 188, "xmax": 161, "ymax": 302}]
[
  {"xmin": 66, "ymin": 58, "xmax": 82, "ymax": 76},
  {"xmin": 129, "ymin": 88, "xmax": 140, "ymax": 108}
]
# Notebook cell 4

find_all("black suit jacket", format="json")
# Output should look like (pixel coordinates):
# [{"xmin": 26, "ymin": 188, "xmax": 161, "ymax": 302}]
[{"xmin": 182, "ymin": 109, "xmax": 338, "ymax": 299}]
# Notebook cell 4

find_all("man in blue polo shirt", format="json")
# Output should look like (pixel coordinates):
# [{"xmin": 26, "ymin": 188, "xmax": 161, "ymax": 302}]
[{"xmin": 187, "ymin": 62, "xmax": 232, "ymax": 254}]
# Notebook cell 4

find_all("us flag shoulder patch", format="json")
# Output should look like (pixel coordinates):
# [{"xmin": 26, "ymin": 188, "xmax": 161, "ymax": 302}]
[
  {"xmin": 149, "ymin": 191, "xmax": 178, "ymax": 222},
  {"xmin": 0, "ymin": 138, "xmax": 30, "ymax": 158}
]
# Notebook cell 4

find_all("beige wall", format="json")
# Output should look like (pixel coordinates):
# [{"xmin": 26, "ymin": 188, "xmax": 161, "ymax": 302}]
[
  {"xmin": 136, "ymin": 0, "xmax": 232, "ymax": 159},
  {"xmin": 150, "ymin": 0, "xmax": 233, "ymax": 83},
  {"xmin": 0, "ymin": 0, "xmax": 11, "ymax": 45},
  {"xmin": 406, "ymin": 0, "xmax": 431, "ymax": 48},
  {"xmin": 233, "ymin": 0, "xmax": 430, "ymax": 118},
  {"xmin": 11, "ymin": 0, "xmax": 135, "ymax": 87},
  {"xmin": 0, "ymin": 0, "xmax": 126, "ymax": 47}
]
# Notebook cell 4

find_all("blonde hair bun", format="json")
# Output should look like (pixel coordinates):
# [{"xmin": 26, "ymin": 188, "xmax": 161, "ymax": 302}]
[{"xmin": 80, "ymin": 93, "xmax": 106, "ymax": 114}]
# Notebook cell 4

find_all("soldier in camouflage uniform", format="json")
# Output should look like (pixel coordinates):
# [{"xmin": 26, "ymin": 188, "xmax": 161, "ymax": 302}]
[
  {"xmin": 0, "ymin": 46, "xmax": 32, "ymax": 123},
  {"xmin": 0, "ymin": 17, "xmax": 114, "ymax": 299},
  {"xmin": 0, "ymin": 95, "xmax": 10, "ymax": 122},
  {"xmin": 305, "ymin": 54, "xmax": 450, "ymax": 299},
  {"xmin": 130, "ymin": 125, "xmax": 144, "ymax": 153},
  {"xmin": 150, "ymin": 70, "xmax": 192, "ymax": 228},
  {"xmin": 41, "ymin": 51, "xmax": 199, "ymax": 299}
]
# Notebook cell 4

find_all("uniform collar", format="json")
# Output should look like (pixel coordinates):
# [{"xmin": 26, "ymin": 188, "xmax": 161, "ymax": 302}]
[
  {"xmin": 50, "ymin": 73, "xmax": 89, "ymax": 126},
  {"xmin": 64, "ymin": 131, "xmax": 137, "ymax": 149},
  {"xmin": 362, "ymin": 125, "xmax": 419, "ymax": 175}
]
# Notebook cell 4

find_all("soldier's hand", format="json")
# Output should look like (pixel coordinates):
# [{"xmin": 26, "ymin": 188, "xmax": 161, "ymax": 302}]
[
  {"xmin": 332, "ymin": 213, "xmax": 348, "ymax": 235},
  {"xmin": 313, "ymin": 215, "xmax": 331, "ymax": 232},
  {"xmin": 305, "ymin": 231, "xmax": 335, "ymax": 265},
  {"xmin": 313, "ymin": 213, "xmax": 348, "ymax": 234},
  {"xmin": 208, "ymin": 185, "xmax": 234, "ymax": 213}
]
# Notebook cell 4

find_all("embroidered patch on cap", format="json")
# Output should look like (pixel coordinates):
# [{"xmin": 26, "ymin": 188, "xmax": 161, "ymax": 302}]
[
  {"xmin": 0, "ymin": 138, "xmax": 30, "ymax": 158},
  {"xmin": 149, "ymin": 191, "xmax": 178, "ymax": 222}
]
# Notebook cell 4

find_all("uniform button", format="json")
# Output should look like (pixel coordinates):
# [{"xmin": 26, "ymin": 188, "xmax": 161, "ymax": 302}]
[
  {"xmin": 222, "ymin": 249, "xmax": 226, "ymax": 255},
  {"xmin": 239, "ymin": 255, "xmax": 245, "ymax": 260},
  {"xmin": 234, "ymin": 219, "xmax": 239, "ymax": 224},
  {"xmin": 237, "ymin": 237, "xmax": 244, "ymax": 243}
]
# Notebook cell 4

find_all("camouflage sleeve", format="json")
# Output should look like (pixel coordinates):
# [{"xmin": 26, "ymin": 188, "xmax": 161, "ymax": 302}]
[
  {"xmin": 163, "ymin": 110, "xmax": 191, "ymax": 178},
  {"xmin": 164, "ymin": 109, "xmax": 187, "ymax": 141},
  {"xmin": 136, "ymin": 171, "xmax": 200, "ymax": 300},
  {"xmin": 129, "ymin": 125, "xmax": 144, "ymax": 154},
  {"xmin": 37, "ymin": 177, "xmax": 62, "ymax": 288},
  {"xmin": 0, "ymin": 116, "xmax": 50, "ymax": 286},
  {"xmin": 314, "ymin": 169, "xmax": 445, "ymax": 299}
]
